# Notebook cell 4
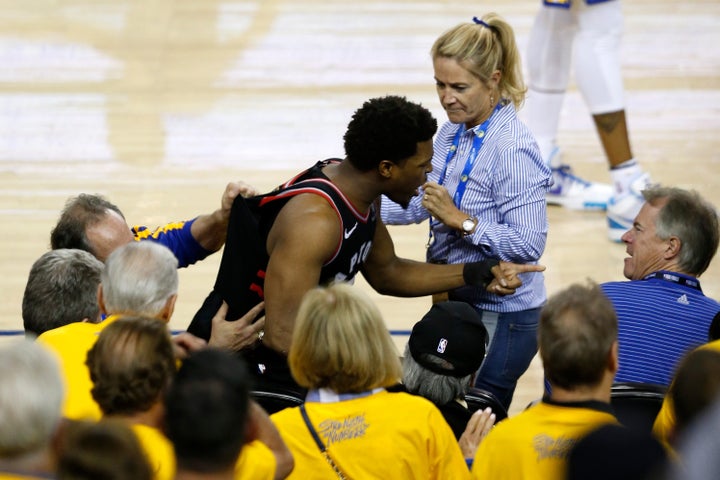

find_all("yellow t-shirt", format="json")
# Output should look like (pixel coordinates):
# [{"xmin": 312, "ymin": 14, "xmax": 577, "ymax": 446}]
[
  {"xmin": 131, "ymin": 426, "xmax": 276, "ymax": 480},
  {"xmin": 36, "ymin": 315, "xmax": 121, "ymax": 421},
  {"xmin": 0, "ymin": 473, "xmax": 51, "ymax": 479},
  {"xmin": 271, "ymin": 390, "xmax": 470, "ymax": 480},
  {"xmin": 471, "ymin": 401, "xmax": 618, "ymax": 480},
  {"xmin": 132, "ymin": 423, "xmax": 175, "ymax": 480},
  {"xmin": 652, "ymin": 339, "xmax": 720, "ymax": 453},
  {"xmin": 234, "ymin": 440, "xmax": 277, "ymax": 480}
]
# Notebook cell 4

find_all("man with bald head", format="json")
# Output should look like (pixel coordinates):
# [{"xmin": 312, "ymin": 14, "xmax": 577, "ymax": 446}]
[{"xmin": 51, "ymin": 181, "xmax": 257, "ymax": 265}]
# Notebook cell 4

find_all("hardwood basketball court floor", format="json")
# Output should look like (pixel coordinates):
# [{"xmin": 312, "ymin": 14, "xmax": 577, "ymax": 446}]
[{"xmin": 1, "ymin": 0, "xmax": 718, "ymax": 414}]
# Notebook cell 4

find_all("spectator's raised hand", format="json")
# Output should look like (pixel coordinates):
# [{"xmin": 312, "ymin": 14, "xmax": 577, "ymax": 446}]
[
  {"xmin": 459, "ymin": 407, "xmax": 496, "ymax": 459},
  {"xmin": 209, "ymin": 301, "xmax": 266, "ymax": 352}
]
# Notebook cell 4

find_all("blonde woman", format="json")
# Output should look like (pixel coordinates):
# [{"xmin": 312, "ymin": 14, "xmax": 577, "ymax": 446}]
[
  {"xmin": 382, "ymin": 13, "xmax": 550, "ymax": 411},
  {"xmin": 271, "ymin": 283, "xmax": 470, "ymax": 479}
]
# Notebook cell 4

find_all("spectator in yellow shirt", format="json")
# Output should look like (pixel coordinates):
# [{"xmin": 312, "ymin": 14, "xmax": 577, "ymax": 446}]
[
  {"xmin": 87, "ymin": 317, "xmax": 178, "ymax": 480},
  {"xmin": 36, "ymin": 241, "xmax": 259, "ymax": 421},
  {"xmin": 271, "ymin": 283, "xmax": 470, "ymax": 479},
  {"xmin": 652, "ymin": 341, "xmax": 720, "ymax": 454},
  {"xmin": 165, "ymin": 348, "xmax": 294, "ymax": 480},
  {"xmin": 56, "ymin": 419, "xmax": 153, "ymax": 480},
  {"xmin": 470, "ymin": 282, "xmax": 619, "ymax": 479}
]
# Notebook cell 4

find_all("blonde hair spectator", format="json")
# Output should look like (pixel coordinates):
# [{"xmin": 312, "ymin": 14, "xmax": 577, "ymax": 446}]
[
  {"xmin": 432, "ymin": 13, "xmax": 527, "ymax": 108},
  {"xmin": 289, "ymin": 282, "xmax": 401, "ymax": 393}
]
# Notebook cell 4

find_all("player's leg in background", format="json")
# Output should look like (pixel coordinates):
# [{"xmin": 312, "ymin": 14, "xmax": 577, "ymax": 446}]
[
  {"xmin": 525, "ymin": 2, "xmax": 613, "ymax": 211},
  {"xmin": 574, "ymin": 0, "xmax": 652, "ymax": 241}
]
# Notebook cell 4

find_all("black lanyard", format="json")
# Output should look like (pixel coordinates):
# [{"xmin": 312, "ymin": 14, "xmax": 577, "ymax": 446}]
[
  {"xmin": 300, "ymin": 404, "xmax": 350, "ymax": 479},
  {"xmin": 642, "ymin": 271, "xmax": 702, "ymax": 291}
]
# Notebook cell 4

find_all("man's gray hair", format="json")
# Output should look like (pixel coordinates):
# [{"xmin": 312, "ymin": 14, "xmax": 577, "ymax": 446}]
[
  {"xmin": 402, "ymin": 344, "xmax": 472, "ymax": 405},
  {"xmin": 23, "ymin": 249, "xmax": 104, "ymax": 337},
  {"xmin": 643, "ymin": 186, "xmax": 719, "ymax": 276},
  {"xmin": 0, "ymin": 339, "xmax": 63, "ymax": 458},
  {"xmin": 102, "ymin": 241, "xmax": 179, "ymax": 317}
]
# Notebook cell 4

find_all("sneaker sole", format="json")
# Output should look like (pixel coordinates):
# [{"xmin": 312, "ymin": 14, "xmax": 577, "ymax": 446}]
[{"xmin": 547, "ymin": 194, "xmax": 608, "ymax": 211}]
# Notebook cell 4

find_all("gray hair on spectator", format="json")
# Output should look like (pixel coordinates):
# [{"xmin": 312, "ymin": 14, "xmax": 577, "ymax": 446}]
[
  {"xmin": 643, "ymin": 186, "xmax": 719, "ymax": 276},
  {"xmin": 0, "ymin": 339, "xmax": 64, "ymax": 458},
  {"xmin": 102, "ymin": 241, "xmax": 178, "ymax": 317},
  {"xmin": 402, "ymin": 344, "xmax": 473, "ymax": 405},
  {"xmin": 22, "ymin": 249, "xmax": 104, "ymax": 337}
]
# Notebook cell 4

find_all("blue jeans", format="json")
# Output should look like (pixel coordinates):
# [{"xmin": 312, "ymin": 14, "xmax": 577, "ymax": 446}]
[{"xmin": 473, "ymin": 308, "xmax": 541, "ymax": 412}]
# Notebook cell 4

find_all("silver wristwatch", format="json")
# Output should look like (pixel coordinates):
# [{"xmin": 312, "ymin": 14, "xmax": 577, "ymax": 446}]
[{"xmin": 461, "ymin": 217, "xmax": 477, "ymax": 236}]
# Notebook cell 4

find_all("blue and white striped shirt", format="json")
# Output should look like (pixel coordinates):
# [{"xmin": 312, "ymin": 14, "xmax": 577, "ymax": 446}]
[
  {"xmin": 382, "ymin": 101, "xmax": 550, "ymax": 313},
  {"xmin": 602, "ymin": 272, "xmax": 720, "ymax": 386}
]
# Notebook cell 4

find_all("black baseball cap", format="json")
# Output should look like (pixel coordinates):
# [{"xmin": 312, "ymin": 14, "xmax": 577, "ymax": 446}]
[{"xmin": 407, "ymin": 301, "xmax": 488, "ymax": 378}]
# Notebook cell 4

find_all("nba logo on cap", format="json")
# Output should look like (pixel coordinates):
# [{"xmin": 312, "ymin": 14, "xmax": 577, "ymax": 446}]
[
  {"xmin": 408, "ymin": 301, "xmax": 488, "ymax": 378},
  {"xmin": 437, "ymin": 338, "xmax": 448, "ymax": 354}
]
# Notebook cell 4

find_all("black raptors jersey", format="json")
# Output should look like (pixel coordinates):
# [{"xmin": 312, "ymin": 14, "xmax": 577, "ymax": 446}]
[{"xmin": 187, "ymin": 159, "xmax": 378, "ymax": 340}]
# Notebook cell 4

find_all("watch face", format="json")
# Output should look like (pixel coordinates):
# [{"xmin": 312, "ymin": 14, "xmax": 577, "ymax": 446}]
[{"xmin": 462, "ymin": 219, "xmax": 474, "ymax": 232}]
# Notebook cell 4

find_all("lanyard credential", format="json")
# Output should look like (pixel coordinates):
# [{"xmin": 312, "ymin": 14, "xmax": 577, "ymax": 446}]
[
  {"xmin": 437, "ymin": 102, "xmax": 502, "ymax": 208},
  {"xmin": 428, "ymin": 102, "xmax": 502, "ymax": 249},
  {"xmin": 643, "ymin": 271, "xmax": 702, "ymax": 291}
]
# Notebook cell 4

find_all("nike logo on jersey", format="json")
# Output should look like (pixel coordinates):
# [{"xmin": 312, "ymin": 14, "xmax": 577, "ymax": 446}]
[{"xmin": 344, "ymin": 222, "xmax": 358, "ymax": 239}]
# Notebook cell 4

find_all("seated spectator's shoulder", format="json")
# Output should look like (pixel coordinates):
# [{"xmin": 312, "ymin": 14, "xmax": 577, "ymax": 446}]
[
  {"xmin": 599, "ymin": 279, "xmax": 633, "ymax": 290},
  {"xmin": 382, "ymin": 389, "xmax": 444, "ymax": 413},
  {"xmin": 36, "ymin": 320, "xmax": 102, "ymax": 343},
  {"xmin": 235, "ymin": 439, "xmax": 275, "ymax": 480},
  {"xmin": 599, "ymin": 279, "xmax": 644, "ymax": 299},
  {"xmin": 701, "ymin": 339, "xmax": 720, "ymax": 353},
  {"xmin": 0, "ymin": 472, "xmax": 57, "ymax": 479}
]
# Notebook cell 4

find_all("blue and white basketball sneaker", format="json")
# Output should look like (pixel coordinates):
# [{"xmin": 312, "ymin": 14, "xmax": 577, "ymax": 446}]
[
  {"xmin": 606, "ymin": 172, "xmax": 652, "ymax": 242},
  {"xmin": 545, "ymin": 149, "xmax": 612, "ymax": 211}
]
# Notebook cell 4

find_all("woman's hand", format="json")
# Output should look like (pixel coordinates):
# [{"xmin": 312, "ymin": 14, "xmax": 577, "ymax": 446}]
[{"xmin": 422, "ymin": 181, "xmax": 465, "ymax": 230}]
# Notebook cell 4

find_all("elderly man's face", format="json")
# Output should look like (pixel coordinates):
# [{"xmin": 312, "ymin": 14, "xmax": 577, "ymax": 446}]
[{"xmin": 620, "ymin": 199, "xmax": 671, "ymax": 280}]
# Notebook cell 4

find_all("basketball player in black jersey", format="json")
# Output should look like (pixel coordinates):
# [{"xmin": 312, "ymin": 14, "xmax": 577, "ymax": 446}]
[{"xmin": 190, "ymin": 96, "xmax": 545, "ymax": 392}]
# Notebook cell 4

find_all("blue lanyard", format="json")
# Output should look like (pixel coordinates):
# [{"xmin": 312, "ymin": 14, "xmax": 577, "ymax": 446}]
[
  {"xmin": 438, "ymin": 102, "xmax": 502, "ymax": 208},
  {"xmin": 427, "ymin": 103, "xmax": 501, "ymax": 249}
]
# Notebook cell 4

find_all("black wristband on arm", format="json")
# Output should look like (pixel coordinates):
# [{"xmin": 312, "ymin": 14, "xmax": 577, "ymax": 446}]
[{"xmin": 463, "ymin": 259, "xmax": 500, "ymax": 287}]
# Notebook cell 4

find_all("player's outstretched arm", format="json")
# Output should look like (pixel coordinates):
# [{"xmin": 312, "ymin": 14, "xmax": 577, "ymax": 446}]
[{"xmin": 363, "ymin": 221, "xmax": 544, "ymax": 297}]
